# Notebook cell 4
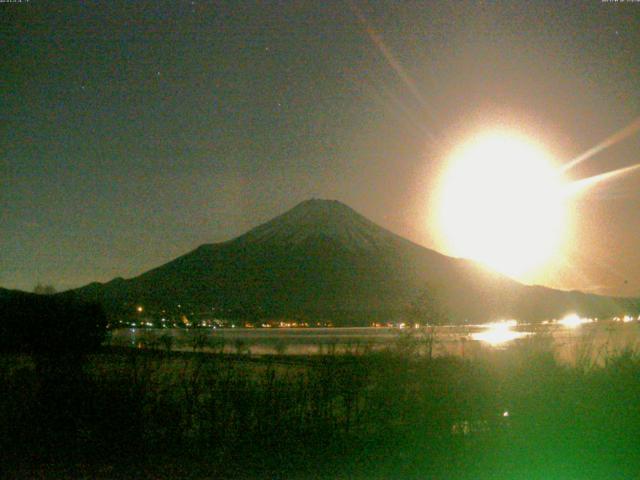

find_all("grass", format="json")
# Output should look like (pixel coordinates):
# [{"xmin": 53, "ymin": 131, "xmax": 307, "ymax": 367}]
[{"xmin": 2, "ymin": 335, "xmax": 640, "ymax": 479}]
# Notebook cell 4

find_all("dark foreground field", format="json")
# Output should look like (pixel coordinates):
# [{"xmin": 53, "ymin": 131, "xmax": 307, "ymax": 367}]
[{"xmin": 2, "ymin": 337, "xmax": 640, "ymax": 479}]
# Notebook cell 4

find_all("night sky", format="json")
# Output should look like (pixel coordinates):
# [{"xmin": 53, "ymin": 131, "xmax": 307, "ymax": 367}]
[{"xmin": 2, "ymin": 1, "xmax": 639, "ymax": 296}]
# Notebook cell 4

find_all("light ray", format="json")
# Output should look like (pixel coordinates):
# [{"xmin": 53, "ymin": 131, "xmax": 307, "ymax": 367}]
[
  {"xmin": 348, "ymin": 1, "xmax": 438, "ymax": 144},
  {"xmin": 345, "ymin": 72, "xmax": 437, "ymax": 143},
  {"xmin": 349, "ymin": 1, "xmax": 426, "ymax": 106},
  {"xmin": 562, "ymin": 116, "xmax": 640, "ymax": 172},
  {"xmin": 565, "ymin": 162, "xmax": 640, "ymax": 196}
]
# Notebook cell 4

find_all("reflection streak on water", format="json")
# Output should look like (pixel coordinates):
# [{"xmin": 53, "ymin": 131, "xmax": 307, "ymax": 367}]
[{"xmin": 470, "ymin": 320, "xmax": 531, "ymax": 347}]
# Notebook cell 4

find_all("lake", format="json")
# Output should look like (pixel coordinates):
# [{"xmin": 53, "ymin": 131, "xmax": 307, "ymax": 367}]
[{"xmin": 108, "ymin": 317, "xmax": 640, "ymax": 365}]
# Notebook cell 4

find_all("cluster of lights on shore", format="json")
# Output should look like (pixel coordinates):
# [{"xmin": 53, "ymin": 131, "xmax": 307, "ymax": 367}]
[{"xmin": 132, "ymin": 304, "xmax": 638, "ymax": 349}]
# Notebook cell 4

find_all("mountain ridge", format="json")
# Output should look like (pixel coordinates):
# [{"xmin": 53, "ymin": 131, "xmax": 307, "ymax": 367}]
[{"xmin": 67, "ymin": 199, "xmax": 639, "ymax": 324}]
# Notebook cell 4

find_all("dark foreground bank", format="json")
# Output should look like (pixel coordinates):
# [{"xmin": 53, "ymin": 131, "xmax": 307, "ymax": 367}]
[{"xmin": 2, "ymin": 337, "xmax": 640, "ymax": 479}]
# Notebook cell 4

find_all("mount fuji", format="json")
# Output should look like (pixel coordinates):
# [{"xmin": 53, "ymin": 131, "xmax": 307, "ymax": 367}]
[{"xmin": 69, "ymin": 199, "xmax": 637, "ymax": 324}]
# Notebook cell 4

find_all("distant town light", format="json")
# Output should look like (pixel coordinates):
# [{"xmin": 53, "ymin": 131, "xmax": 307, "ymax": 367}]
[
  {"xmin": 558, "ymin": 314, "xmax": 592, "ymax": 328},
  {"xmin": 136, "ymin": 306, "xmax": 143, "ymax": 313}
]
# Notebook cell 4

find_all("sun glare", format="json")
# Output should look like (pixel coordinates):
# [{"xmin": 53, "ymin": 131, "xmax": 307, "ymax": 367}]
[{"xmin": 437, "ymin": 131, "xmax": 567, "ymax": 278}]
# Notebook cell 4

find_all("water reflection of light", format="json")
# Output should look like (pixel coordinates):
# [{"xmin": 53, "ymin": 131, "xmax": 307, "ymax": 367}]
[
  {"xmin": 558, "ymin": 314, "xmax": 593, "ymax": 328},
  {"xmin": 471, "ymin": 320, "xmax": 530, "ymax": 347}
]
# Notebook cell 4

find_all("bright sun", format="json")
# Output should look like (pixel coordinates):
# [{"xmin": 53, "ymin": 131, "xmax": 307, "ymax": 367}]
[{"xmin": 437, "ymin": 131, "xmax": 567, "ymax": 278}]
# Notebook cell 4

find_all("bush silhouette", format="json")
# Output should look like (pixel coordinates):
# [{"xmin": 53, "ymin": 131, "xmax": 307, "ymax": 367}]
[
  {"xmin": 0, "ymin": 290, "xmax": 107, "ymax": 459},
  {"xmin": 0, "ymin": 290, "xmax": 106, "ymax": 356}
]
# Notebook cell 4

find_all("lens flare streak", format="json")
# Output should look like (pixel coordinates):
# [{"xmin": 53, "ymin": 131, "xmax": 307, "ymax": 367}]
[
  {"xmin": 348, "ymin": 1, "xmax": 439, "ymax": 144},
  {"xmin": 562, "ymin": 116, "xmax": 640, "ymax": 172},
  {"xmin": 565, "ymin": 163, "xmax": 640, "ymax": 196}
]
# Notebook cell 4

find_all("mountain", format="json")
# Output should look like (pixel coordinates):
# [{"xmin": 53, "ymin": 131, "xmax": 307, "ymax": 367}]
[
  {"xmin": 0, "ymin": 287, "xmax": 31, "ymax": 301},
  {"xmin": 69, "ymin": 199, "xmax": 638, "ymax": 324}
]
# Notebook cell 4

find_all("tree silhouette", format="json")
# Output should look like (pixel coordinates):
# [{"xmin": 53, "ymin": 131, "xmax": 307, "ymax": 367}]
[
  {"xmin": 33, "ymin": 283, "xmax": 57, "ymax": 295},
  {"xmin": 408, "ymin": 284, "xmax": 450, "ymax": 358}
]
